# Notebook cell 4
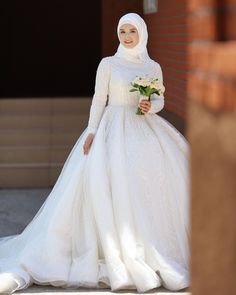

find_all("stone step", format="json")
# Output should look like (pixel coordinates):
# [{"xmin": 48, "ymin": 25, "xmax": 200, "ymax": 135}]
[
  {"xmin": 0, "ymin": 145, "xmax": 70, "ymax": 164},
  {"xmin": 0, "ymin": 98, "xmax": 91, "ymax": 188},
  {"xmin": 0, "ymin": 129, "xmax": 83, "ymax": 146},
  {"xmin": 0, "ymin": 113, "xmax": 89, "ymax": 129},
  {"xmin": 0, "ymin": 166, "xmax": 62, "ymax": 187},
  {"xmin": 0, "ymin": 97, "xmax": 92, "ymax": 115}
]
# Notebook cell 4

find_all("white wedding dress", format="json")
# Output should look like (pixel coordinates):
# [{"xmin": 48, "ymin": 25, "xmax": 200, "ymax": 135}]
[{"xmin": 0, "ymin": 55, "xmax": 190, "ymax": 293}]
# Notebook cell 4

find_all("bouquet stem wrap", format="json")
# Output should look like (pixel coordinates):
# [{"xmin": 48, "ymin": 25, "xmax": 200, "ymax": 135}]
[{"xmin": 137, "ymin": 94, "xmax": 150, "ymax": 115}]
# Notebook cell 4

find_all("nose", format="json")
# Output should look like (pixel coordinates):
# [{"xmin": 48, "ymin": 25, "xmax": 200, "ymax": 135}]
[{"xmin": 124, "ymin": 32, "xmax": 132, "ymax": 39}]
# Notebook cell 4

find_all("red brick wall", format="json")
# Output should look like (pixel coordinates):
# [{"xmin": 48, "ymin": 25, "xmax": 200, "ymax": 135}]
[
  {"xmin": 188, "ymin": 0, "xmax": 236, "ymax": 112},
  {"xmin": 144, "ymin": 1, "xmax": 188, "ymax": 118}
]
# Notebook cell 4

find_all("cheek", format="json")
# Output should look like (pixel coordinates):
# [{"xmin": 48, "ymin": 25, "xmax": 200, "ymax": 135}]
[
  {"xmin": 133, "ymin": 34, "xmax": 139, "ymax": 45},
  {"xmin": 118, "ymin": 34, "xmax": 125, "ymax": 43}
]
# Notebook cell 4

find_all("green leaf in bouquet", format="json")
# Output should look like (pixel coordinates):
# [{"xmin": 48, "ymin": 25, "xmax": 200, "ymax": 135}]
[
  {"xmin": 132, "ymin": 83, "xmax": 139, "ymax": 88},
  {"xmin": 139, "ymin": 87, "xmax": 148, "ymax": 96}
]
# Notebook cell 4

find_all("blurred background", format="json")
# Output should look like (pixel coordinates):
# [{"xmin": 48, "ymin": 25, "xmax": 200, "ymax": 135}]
[
  {"xmin": 0, "ymin": 1, "xmax": 236, "ymax": 294},
  {"xmin": 0, "ymin": 0, "xmax": 189, "ymax": 188}
]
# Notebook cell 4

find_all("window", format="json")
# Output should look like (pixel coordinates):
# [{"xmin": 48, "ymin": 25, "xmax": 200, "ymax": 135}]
[{"xmin": 143, "ymin": 0, "xmax": 158, "ymax": 14}]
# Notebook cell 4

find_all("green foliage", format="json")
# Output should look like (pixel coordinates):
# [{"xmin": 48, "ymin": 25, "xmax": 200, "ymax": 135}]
[{"xmin": 130, "ymin": 83, "xmax": 161, "ymax": 98}]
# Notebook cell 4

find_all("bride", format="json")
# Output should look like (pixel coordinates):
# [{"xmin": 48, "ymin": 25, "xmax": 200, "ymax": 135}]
[{"xmin": 0, "ymin": 13, "xmax": 190, "ymax": 293}]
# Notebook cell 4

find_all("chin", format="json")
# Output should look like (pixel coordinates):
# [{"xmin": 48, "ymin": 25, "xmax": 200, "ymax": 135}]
[{"xmin": 123, "ymin": 43, "xmax": 135, "ymax": 49}]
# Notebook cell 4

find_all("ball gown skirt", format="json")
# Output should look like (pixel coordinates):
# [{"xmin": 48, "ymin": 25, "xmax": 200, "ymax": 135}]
[{"xmin": 0, "ymin": 104, "xmax": 190, "ymax": 293}]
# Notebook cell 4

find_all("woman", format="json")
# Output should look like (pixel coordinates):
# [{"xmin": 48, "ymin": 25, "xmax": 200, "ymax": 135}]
[{"xmin": 0, "ymin": 13, "xmax": 190, "ymax": 293}]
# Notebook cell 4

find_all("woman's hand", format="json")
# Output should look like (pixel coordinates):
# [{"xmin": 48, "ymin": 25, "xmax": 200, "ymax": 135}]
[
  {"xmin": 83, "ymin": 133, "xmax": 95, "ymax": 155},
  {"xmin": 139, "ymin": 99, "xmax": 151, "ymax": 114}
]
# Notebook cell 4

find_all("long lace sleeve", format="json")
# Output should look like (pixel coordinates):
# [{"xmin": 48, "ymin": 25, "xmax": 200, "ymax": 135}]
[
  {"xmin": 86, "ymin": 57, "xmax": 110, "ymax": 134},
  {"xmin": 147, "ymin": 62, "xmax": 165, "ymax": 114}
]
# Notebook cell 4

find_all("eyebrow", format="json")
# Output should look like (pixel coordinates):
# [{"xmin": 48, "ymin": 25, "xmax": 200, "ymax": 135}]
[{"xmin": 119, "ymin": 28, "xmax": 137, "ymax": 31}]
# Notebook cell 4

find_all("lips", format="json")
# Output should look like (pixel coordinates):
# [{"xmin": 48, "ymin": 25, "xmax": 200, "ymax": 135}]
[{"xmin": 124, "ymin": 41, "xmax": 133, "ymax": 44}]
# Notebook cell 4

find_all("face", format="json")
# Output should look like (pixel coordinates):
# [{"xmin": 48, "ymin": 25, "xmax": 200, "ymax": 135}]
[{"xmin": 118, "ymin": 23, "xmax": 139, "ymax": 48}]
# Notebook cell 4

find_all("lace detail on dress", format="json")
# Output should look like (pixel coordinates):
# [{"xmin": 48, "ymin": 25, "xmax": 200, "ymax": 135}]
[{"xmin": 87, "ymin": 56, "xmax": 165, "ymax": 134}]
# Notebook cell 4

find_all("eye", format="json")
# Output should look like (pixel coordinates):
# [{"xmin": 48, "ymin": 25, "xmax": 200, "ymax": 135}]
[{"xmin": 120, "ymin": 30, "xmax": 125, "ymax": 34}]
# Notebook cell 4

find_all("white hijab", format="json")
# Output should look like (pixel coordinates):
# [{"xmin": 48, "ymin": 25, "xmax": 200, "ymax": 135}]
[{"xmin": 115, "ymin": 13, "xmax": 152, "ymax": 63}]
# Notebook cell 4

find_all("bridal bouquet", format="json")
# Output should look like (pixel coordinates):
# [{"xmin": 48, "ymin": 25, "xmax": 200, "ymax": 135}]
[{"xmin": 130, "ymin": 76, "xmax": 165, "ymax": 115}]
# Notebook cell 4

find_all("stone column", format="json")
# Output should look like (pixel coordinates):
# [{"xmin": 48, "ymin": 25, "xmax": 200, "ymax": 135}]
[{"xmin": 188, "ymin": 0, "xmax": 236, "ymax": 292}]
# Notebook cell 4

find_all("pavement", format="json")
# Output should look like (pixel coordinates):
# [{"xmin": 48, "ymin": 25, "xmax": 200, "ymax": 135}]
[
  {"xmin": 0, "ymin": 189, "xmax": 191, "ymax": 294},
  {"xmin": 15, "ymin": 285, "xmax": 190, "ymax": 294},
  {"xmin": 0, "ymin": 188, "xmax": 50, "ymax": 237}
]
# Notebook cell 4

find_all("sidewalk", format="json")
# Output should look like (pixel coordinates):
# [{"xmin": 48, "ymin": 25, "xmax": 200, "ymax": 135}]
[
  {"xmin": 0, "ymin": 188, "xmax": 50, "ymax": 237},
  {"xmin": 15, "ymin": 285, "xmax": 190, "ymax": 294}
]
